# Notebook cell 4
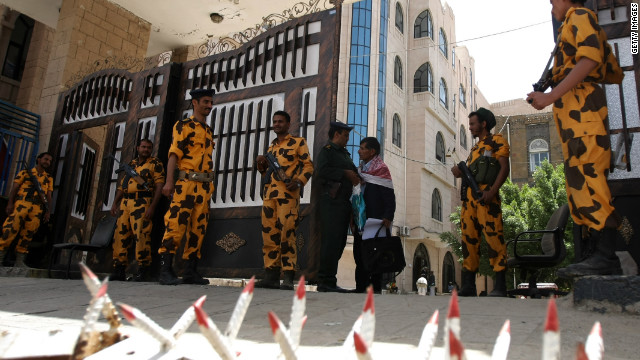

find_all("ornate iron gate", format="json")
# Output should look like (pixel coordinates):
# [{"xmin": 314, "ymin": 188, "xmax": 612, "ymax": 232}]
[{"xmin": 48, "ymin": 11, "xmax": 336, "ymax": 278}]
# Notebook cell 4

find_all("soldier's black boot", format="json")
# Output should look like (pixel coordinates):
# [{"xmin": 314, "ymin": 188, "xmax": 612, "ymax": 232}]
[
  {"xmin": 132, "ymin": 264, "xmax": 149, "ymax": 282},
  {"xmin": 158, "ymin": 253, "xmax": 182, "ymax": 285},
  {"xmin": 458, "ymin": 269, "xmax": 477, "ymax": 297},
  {"xmin": 14, "ymin": 252, "xmax": 30, "ymax": 268},
  {"xmin": 109, "ymin": 262, "xmax": 126, "ymax": 281},
  {"xmin": 255, "ymin": 268, "xmax": 281, "ymax": 289},
  {"xmin": 0, "ymin": 249, "xmax": 6, "ymax": 266},
  {"xmin": 183, "ymin": 258, "xmax": 210, "ymax": 285},
  {"xmin": 280, "ymin": 270, "xmax": 295, "ymax": 290},
  {"xmin": 557, "ymin": 228, "xmax": 621, "ymax": 278},
  {"xmin": 489, "ymin": 270, "xmax": 507, "ymax": 297}
]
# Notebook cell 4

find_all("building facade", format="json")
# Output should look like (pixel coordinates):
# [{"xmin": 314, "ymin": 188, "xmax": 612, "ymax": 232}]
[
  {"xmin": 335, "ymin": 0, "xmax": 490, "ymax": 292},
  {"xmin": 1, "ymin": 0, "xmax": 497, "ymax": 292}
]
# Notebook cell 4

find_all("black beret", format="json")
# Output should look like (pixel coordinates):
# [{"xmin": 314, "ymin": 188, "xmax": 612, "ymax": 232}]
[
  {"xmin": 330, "ymin": 121, "xmax": 353, "ymax": 131},
  {"xmin": 189, "ymin": 88, "xmax": 216, "ymax": 99},
  {"xmin": 469, "ymin": 107, "xmax": 496, "ymax": 131}
]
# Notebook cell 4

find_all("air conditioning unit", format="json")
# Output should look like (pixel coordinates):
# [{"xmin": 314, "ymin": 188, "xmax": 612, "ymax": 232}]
[{"xmin": 400, "ymin": 226, "xmax": 410, "ymax": 237}]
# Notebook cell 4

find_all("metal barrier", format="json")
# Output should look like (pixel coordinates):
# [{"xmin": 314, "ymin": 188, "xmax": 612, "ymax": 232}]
[{"xmin": 0, "ymin": 99, "xmax": 40, "ymax": 196}]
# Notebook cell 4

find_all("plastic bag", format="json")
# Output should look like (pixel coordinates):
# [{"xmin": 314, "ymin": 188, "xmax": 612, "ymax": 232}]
[{"xmin": 351, "ymin": 184, "xmax": 367, "ymax": 234}]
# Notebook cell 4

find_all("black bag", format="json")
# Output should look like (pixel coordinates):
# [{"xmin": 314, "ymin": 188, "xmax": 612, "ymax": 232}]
[{"xmin": 361, "ymin": 226, "xmax": 406, "ymax": 274}]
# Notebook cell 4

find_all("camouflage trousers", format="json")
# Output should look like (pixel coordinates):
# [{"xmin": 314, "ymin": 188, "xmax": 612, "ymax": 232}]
[
  {"xmin": 261, "ymin": 197, "xmax": 299, "ymax": 271},
  {"xmin": 0, "ymin": 200, "xmax": 43, "ymax": 254},
  {"xmin": 553, "ymin": 83, "xmax": 618, "ymax": 231},
  {"xmin": 112, "ymin": 197, "xmax": 153, "ymax": 266},
  {"xmin": 160, "ymin": 179, "xmax": 213, "ymax": 260},
  {"xmin": 460, "ymin": 187, "xmax": 506, "ymax": 272}
]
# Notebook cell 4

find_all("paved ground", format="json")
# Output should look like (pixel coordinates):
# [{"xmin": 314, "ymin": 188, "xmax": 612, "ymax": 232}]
[{"xmin": 1, "ymin": 275, "xmax": 639, "ymax": 359}]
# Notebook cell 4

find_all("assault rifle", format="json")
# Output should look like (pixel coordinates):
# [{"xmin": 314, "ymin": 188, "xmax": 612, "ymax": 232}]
[
  {"xmin": 528, "ymin": 39, "xmax": 560, "ymax": 103},
  {"xmin": 265, "ymin": 153, "xmax": 291, "ymax": 184},
  {"xmin": 457, "ymin": 161, "xmax": 484, "ymax": 205},
  {"xmin": 107, "ymin": 155, "xmax": 150, "ymax": 191},
  {"xmin": 24, "ymin": 165, "xmax": 48, "ymax": 213}
]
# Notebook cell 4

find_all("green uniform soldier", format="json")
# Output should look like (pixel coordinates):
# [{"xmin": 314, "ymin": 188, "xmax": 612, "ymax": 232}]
[{"xmin": 315, "ymin": 121, "xmax": 360, "ymax": 293}]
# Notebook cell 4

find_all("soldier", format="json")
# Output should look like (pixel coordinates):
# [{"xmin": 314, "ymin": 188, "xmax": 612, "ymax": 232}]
[
  {"xmin": 451, "ymin": 108, "xmax": 510, "ymax": 297},
  {"xmin": 159, "ymin": 88, "xmax": 216, "ymax": 286},
  {"xmin": 0, "ymin": 152, "xmax": 53, "ymax": 267},
  {"xmin": 527, "ymin": 0, "xmax": 624, "ymax": 278},
  {"xmin": 315, "ymin": 121, "xmax": 360, "ymax": 293},
  {"xmin": 109, "ymin": 139, "xmax": 165, "ymax": 282},
  {"xmin": 255, "ymin": 110, "xmax": 314, "ymax": 290}
]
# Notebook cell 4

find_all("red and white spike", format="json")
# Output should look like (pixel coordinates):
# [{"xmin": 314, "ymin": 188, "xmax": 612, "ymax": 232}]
[
  {"xmin": 445, "ymin": 289, "xmax": 461, "ymax": 360},
  {"xmin": 449, "ymin": 329, "xmax": 466, "ymax": 360},
  {"xmin": 491, "ymin": 320, "xmax": 511, "ymax": 360},
  {"xmin": 268, "ymin": 311, "xmax": 297, "ymax": 360},
  {"xmin": 360, "ymin": 287, "xmax": 376, "ymax": 347},
  {"xmin": 79, "ymin": 279, "xmax": 109, "ymax": 336},
  {"xmin": 289, "ymin": 276, "xmax": 307, "ymax": 349},
  {"xmin": 169, "ymin": 295, "xmax": 207, "ymax": 339},
  {"xmin": 224, "ymin": 276, "xmax": 255, "ymax": 343},
  {"xmin": 417, "ymin": 310, "xmax": 439, "ymax": 359},
  {"xmin": 354, "ymin": 332, "xmax": 373, "ymax": 360},
  {"xmin": 542, "ymin": 298, "xmax": 560, "ymax": 360},
  {"xmin": 118, "ymin": 302, "xmax": 176, "ymax": 350},
  {"xmin": 194, "ymin": 303, "xmax": 236, "ymax": 360},
  {"xmin": 584, "ymin": 322, "xmax": 603, "ymax": 360},
  {"xmin": 79, "ymin": 263, "xmax": 121, "ymax": 329},
  {"xmin": 343, "ymin": 286, "xmax": 376, "ymax": 351}
]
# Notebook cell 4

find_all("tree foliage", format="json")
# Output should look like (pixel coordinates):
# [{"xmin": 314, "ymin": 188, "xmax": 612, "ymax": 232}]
[{"xmin": 440, "ymin": 160, "xmax": 574, "ymax": 289}]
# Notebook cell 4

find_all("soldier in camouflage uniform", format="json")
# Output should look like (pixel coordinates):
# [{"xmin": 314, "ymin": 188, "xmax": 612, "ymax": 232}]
[
  {"xmin": 0, "ymin": 152, "xmax": 53, "ymax": 268},
  {"xmin": 315, "ymin": 121, "xmax": 360, "ymax": 293},
  {"xmin": 109, "ymin": 139, "xmax": 165, "ymax": 282},
  {"xmin": 159, "ymin": 88, "xmax": 216, "ymax": 286},
  {"xmin": 527, "ymin": 0, "xmax": 624, "ymax": 277},
  {"xmin": 451, "ymin": 108, "xmax": 510, "ymax": 297},
  {"xmin": 255, "ymin": 110, "xmax": 314, "ymax": 290}
]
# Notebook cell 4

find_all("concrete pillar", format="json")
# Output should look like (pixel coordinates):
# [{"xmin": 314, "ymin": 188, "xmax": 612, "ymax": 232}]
[
  {"xmin": 38, "ymin": 0, "xmax": 151, "ymax": 151},
  {"xmin": 15, "ymin": 22, "xmax": 55, "ymax": 112}
]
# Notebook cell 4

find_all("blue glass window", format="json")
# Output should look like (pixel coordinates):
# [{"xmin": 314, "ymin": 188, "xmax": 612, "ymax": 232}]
[
  {"xmin": 439, "ymin": 78, "xmax": 448, "ymax": 109},
  {"xmin": 377, "ymin": 0, "xmax": 389, "ymax": 157},
  {"xmin": 395, "ymin": 3, "xmax": 404, "ymax": 33},
  {"xmin": 394, "ymin": 56, "xmax": 403, "ymax": 89},
  {"xmin": 439, "ymin": 28, "xmax": 447, "ymax": 58},
  {"xmin": 347, "ymin": 0, "xmax": 372, "ymax": 165},
  {"xmin": 414, "ymin": 62, "xmax": 433, "ymax": 93}
]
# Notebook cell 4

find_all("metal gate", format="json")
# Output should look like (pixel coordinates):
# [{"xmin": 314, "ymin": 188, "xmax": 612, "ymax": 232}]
[{"xmin": 48, "ymin": 11, "xmax": 336, "ymax": 278}]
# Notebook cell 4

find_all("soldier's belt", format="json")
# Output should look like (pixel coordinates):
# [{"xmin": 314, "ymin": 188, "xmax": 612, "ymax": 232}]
[
  {"xmin": 178, "ymin": 170, "xmax": 215, "ymax": 182},
  {"xmin": 124, "ymin": 191, "xmax": 153, "ymax": 199}
]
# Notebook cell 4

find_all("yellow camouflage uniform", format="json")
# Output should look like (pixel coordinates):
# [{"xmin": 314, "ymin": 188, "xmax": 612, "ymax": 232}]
[
  {"xmin": 260, "ymin": 134, "xmax": 313, "ymax": 271},
  {"xmin": 552, "ymin": 7, "xmax": 623, "ymax": 231},
  {"xmin": 0, "ymin": 168, "xmax": 52, "ymax": 254},
  {"xmin": 460, "ymin": 134, "xmax": 510, "ymax": 272},
  {"xmin": 112, "ymin": 157, "xmax": 165, "ymax": 266},
  {"xmin": 160, "ymin": 116, "xmax": 215, "ymax": 260}
]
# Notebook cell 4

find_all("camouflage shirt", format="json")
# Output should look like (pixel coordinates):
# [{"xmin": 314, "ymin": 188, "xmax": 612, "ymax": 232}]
[
  {"xmin": 14, "ymin": 167, "xmax": 53, "ymax": 202},
  {"xmin": 262, "ymin": 134, "xmax": 314, "ymax": 200},
  {"xmin": 168, "ymin": 116, "xmax": 215, "ymax": 172},
  {"xmin": 120, "ymin": 156, "xmax": 166, "ymax": 194},
  {"xmin": 552, "ymin": 7, "xmax": 623, "ymax": 86}
]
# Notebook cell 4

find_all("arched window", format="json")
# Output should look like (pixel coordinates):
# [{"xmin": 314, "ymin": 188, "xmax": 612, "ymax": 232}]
[
  {"xmin": 439, "ymin": 28, "xmax": 448, "ymax": 58},
  {"xmin": 413, "ymin": 62, "xmax": 433, "ymax": 93},
  {"xmin": 432, "ymin": 188, "xmax": 442, "ymax": 221},
  {"xmin": 435, "ymin": 131, "xmax": 445, "ymax": 163},
  {"xmin": 395, "ymin": 3, "xmax": 404, "ymax": 33},
  {"xmin": 394, "ymin": 56, "xmax": 403, "ymax": 89},
  {"xmin": 392, "ymin": 114, "xmax": 401, "ymax": 147},
  {"xmin": 459, "ymin": 84, "xmax": 466, "ymax": 107},
  {"xmin": 529, "ymin": 139, "xmax": 550, "ymax": 172},
  {"xmin": 414, "ymin": 10, "xmax": 433, "ymax": 39},
  {"xmin": 460, "ymin": 125, "xmax": 467, "ymax": 150},
  {"xmin": 439, "ymin": 78, "xmax": 448, "ymax": 109}
]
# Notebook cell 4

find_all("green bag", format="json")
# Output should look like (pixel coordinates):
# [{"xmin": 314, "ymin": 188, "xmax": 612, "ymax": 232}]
[{"xmin": 468, "ymin": 155, "xmax": 500, "ymax": 186}]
